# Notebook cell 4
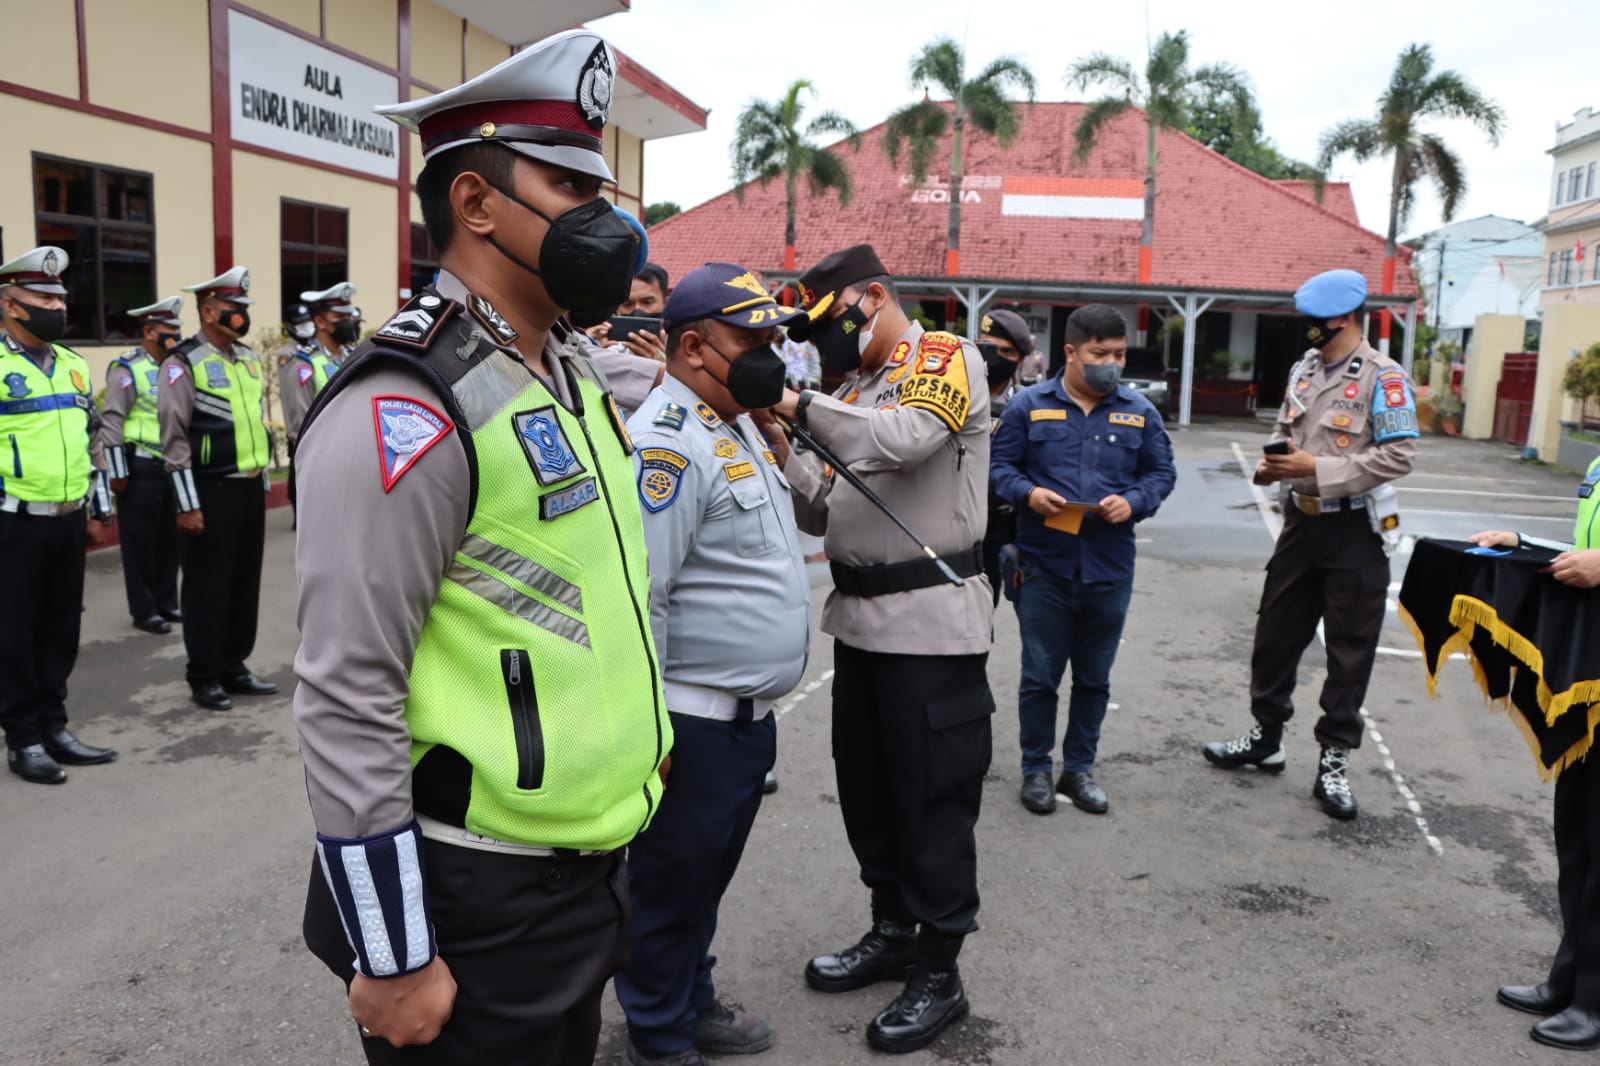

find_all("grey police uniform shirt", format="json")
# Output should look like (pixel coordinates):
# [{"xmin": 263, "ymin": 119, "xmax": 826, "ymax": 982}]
[
  {"xmin": 292, "ymin": 270, "xmax": 601, "ymax": 840},
  {"xmin": 783, "ymin": 321, "xmax": 993, "ymax": 657},
  {"xmin": 579, "ymin": 336, "xmax": 662, "ymax": 418},
  {"xmin": 277, "ymin": 340, "xmax": 336, "ymax": 443},
  {"xmin": 157, "ymin": 338, "xmax": 268, "ymax": 475},
  {"xmin": 98, "ymin": 352, "xmax": 140, "ymax": 455},
  {"xmin": 626, "ymin": 373, "xmax": 811, "ymax": 703}
]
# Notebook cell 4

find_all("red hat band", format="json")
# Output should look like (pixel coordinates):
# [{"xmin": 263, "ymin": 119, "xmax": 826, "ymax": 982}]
[{"xmin": 420, "ymin": 100, "xmax": 603, "ymax": 156}]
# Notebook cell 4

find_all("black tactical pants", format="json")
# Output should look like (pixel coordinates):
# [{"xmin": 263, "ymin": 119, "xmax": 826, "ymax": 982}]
[
  {"xmin": 1249, "ymin": 508, "xmax": 1388, "ymax": 749},
  {"xmin": 178, "ymin": 476, "xmax": 264, "ymax": 683},
  {"xmin": 0, "ymin": 509, "xmax": 86, "ymax": 748},
  {"xmin": 1546, "ymin": 749, "xmax": 1600, "ymax": 1008},
  {"xmin": 117, "ymin": 456, "xmax": 179, "ymax": 620},
  {"xmin": 831, "ymin": 641, "xmax": 994, "ymax": 960}
]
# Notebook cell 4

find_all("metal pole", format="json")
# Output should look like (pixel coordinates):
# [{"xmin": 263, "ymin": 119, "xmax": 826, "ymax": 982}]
[{"xmin": 1179, "ymin": 293, "xmax": 1197, "ymax": 427}]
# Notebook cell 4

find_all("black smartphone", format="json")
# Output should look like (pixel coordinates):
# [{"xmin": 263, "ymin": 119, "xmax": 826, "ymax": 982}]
[
  {"xmin": 1263, "ymin": 439, "xmax": 1290, "ymax": 456},
  {"xmin": 605, "ymin": 314, "xmax": 662, "ymax": 339}
]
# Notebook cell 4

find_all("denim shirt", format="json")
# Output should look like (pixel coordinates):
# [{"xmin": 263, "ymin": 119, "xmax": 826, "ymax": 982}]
[{"xmin": 989, "ymin": 375, "xmax": 1177, "ymax": 583}]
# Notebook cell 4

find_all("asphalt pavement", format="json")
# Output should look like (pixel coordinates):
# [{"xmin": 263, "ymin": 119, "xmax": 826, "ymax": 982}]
[{"xmin": 0, "ymin": 423, "xmax": 1586, "ymax": 1066}]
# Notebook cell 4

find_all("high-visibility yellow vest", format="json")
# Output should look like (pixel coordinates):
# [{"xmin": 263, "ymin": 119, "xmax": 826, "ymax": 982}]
[{"xmin": 0, "ymin": 338, "xmax": 94, "ymax": 502}]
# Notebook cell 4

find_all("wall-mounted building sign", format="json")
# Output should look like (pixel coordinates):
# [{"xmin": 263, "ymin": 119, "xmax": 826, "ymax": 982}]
[{"xmin": 228, "ymin": 11, "xmax": 400, "ymax": 181}]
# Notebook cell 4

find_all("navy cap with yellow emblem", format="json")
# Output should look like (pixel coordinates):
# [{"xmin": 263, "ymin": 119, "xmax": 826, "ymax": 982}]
[
  {"xmin": 663, "ymin": 263, "xmax": 805, "ymax": 333},
  {"xmin": 374, "ymin": 28, "xmax": 617, "ymax": 183},
  {"xmin": 0, "ymin": 246, "xmax": 70, "ymax": 295},
  {"xmin": 785, "ymin": 244, "xmax": 888, "ymax": 342}
]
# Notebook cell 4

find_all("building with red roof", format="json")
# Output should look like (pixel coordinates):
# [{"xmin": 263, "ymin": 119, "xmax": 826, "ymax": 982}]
[{"xmin": 649, "ymin": 103, "xmax": 1417, "ymax": 422}]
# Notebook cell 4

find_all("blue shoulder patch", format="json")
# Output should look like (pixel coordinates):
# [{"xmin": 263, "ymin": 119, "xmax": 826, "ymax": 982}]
[
  {"xmin": 652, "ymin": 402, "xmax": 687, "ymax": 431},
  {"xmin": 1370, "ymin": 373, "xmax": 1419, "ymax": 443},
  {"xmin": 637, "ymin": 447, "xmax": 690, "ymax": 512}
]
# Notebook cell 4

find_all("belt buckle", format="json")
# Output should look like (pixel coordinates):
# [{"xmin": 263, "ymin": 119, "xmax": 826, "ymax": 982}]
[{"xmin": 1296, "ymin": 495, "xmax": 1319, "ymax": 516}]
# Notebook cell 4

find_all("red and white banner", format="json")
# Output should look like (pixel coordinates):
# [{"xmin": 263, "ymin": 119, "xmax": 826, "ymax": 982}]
[{"xmin": 1000, "ymin": 177, "xmax": 1143, "ymax": 220}]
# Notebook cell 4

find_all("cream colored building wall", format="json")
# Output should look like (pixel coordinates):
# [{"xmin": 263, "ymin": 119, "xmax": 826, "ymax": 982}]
[
  {"xmin": 615, "ymin": 130, "xmax": 643, "ymax": 217},
  {"xmin": 465, "ymin": 24, "xmax": 510, "ymax": 79},
  {"xmin": 410, "ymin": 0, "xmax": 462, "ymax": 88},
  {"xmin": 1462, "ymin": 313, "xmax": 1524, "ymax": 440},
  {"xmin": 85, "ymin": 0, "xmax": 211, "ymax": 132},
  {"xmin": 242, "ymin": 0, "xmax": 319, "ymax": 34},
  {"xmin": 0, "ymin": 0, "xmax": 79, "ymax": 98},
  {"xmin": 230, "ymin": 151, "xmax": 398, "ymax": 425},
  {"xmin": 325, "ymin": 0, "xmax": 399, "ymax": 69},
  {"xmin": 0, "ymin": 99, "xmax": 214, "ymax": 382},
  {"xmin": 1530, "ymin": 303, "xmax": 1600, "ymax": 460}
]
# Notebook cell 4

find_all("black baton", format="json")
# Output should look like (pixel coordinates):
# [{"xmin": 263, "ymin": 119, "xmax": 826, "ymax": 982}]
[{"xmin": 781, "ymin": 418, "xmax": 965, "ymax": 588}]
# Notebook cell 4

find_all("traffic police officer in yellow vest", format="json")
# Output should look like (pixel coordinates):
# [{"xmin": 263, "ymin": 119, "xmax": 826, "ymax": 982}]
[
  {"xmin": 280, "ymin": 281, "xmax": 357, "ymax": 447},
  {"xmin": 775, "ymin": 244, "xmax": 995, "ymax": 1055},
  {"xmin": 0, "ymin": 246, "xmax": 118, "ymax": 784},
  {"xmin": 102, "ymin": 295, "xmax": 185, "ymax": 635},
  {"xmin": 292, "ymin": 30, "xmax": 671, "ymax": 1065},
  {"xmin": 159, "ymin": 266, "xmax": 278, "ymax": 711},
  {"xmin": 1474, "ymin": 460, "xmax": 1600, "ymax": 1051}
]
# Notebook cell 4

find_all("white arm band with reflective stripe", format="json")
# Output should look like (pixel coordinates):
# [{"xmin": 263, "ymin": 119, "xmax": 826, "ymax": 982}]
[
  {"xmin": 106, "ymin": 446, "xmax": 129, "ymax": 480},
  {"xmin": 171, "ymin": 468, "xmax": 200, "ymax": 512},
  {"xmin": 1520, "ymin": 534, "xmax": 1575, "ymax": 552},
  {"xmin": 316, "ymin": 820, "xmax": 436, "ymax": 978},
  {"xmin": 90, "ymin": 471, "xmax": 112, "ymax": 520}
]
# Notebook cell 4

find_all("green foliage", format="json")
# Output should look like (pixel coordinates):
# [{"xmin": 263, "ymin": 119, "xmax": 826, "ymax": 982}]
[
  {"xmin": 1525, "ymin": 326, "xmax": 1542, "ymax": 352},
  {"xmin": 644, "ymin": 202, "xmax": 681, "ymax": 226},
  {"xmin": 1411, "ymin": 318, "xmax": 1438, "ymax": 363},
  {"xmin": 1186, "ymin": 88, "xmax": 1317, "ymax": 180},
  {"xmin": 1315, "ymin": 43, "xmax": 1504, "ymax": 246},
  {"xmin": 1562, "ymin": 343, "xmax": 1600, "ymax": 404},
  {"xmin": 732, "ymin": 79, "xmax": 860, "ymax": 252},
  {"xmin": 883, "ymin": 37, "xmax": 1037, "ymax": 184}
]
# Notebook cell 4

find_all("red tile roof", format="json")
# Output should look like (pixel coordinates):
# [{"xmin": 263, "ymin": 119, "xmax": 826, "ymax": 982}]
[
  {"xmin": 647, "ymin": 103, "xmax": 1416, "ymax": 298},
  {"xmin": 1276, "ymin": 180, "xmax": 1360, "ymax": 227}
]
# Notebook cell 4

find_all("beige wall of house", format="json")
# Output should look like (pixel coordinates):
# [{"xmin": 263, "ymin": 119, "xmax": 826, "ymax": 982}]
[
  {"xmin": 1462, "ymin": 313, "xmax": 1525, "ymax": 440},
  {"xmin": 1530, "ymin": 303, "xmax": 1600, "ymax": 460}
]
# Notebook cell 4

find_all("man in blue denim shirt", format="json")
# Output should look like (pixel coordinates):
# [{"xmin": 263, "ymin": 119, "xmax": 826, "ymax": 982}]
[{"xmin": 990, "ymin": 305, "xmax": 1177, "ymax": 815}]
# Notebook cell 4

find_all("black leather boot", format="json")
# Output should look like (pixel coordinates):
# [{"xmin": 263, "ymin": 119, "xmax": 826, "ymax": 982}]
[
  {"xmin": 804, "ymin": 920, "xmax": 916, "ymax": 993},
  {"xmin": 1312, "ymin": 745, "xmax": 1358, "ymax": 820},
  {"xmin": 1498, "ymin": 982, "xmax": 1570, "ymax": 1016},
  {"xmin": 1532, "ymin": 1006, "xmax": 1600, "ymax": 1050},
  {"xmin": 866, "ymin": 966, "xmax": 969, "ymax": 1054},
  {"xmin": 1202, "ymin": 723, "xmax": 1285, "ymax": 772}
]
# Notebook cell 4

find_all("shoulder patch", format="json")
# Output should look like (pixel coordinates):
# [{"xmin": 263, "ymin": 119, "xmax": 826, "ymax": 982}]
[
  {"xmin": 297, "ymin": 364, "xmax": 315, "ymax": 386},
  {"xmin": 165, "ymin": 362, "xmax": 186, "ymax": 384},
  {"xmin": 1378, "ymin": 369, "xmax": 1406, "ymax": 383},
  {"xmin": 723, "ymin": 461, "xmax": 756, "ymax": 482},
  {"xmin": 1108, "ymin": 411, "xmax": 1145, "ymax": 428},
  {"xmin": 1370, "ymin": 374, "xmax": 1419, "ymax": 443},
  {"xmin": 373, "ymin": 293, "xmax": 460, "ymax": 350},
  {"xmin": 117, "ymin": 371, "xmax": 134, "ymax": 389},
  {"xmin": 898, "ymin": 332, "xmax": 971, "ymax": 433},
  {"xmin": 693, "ymin": 402, "xmax": 720, "ymax": 428},
  {"xmin": 513, "ymin": 407, "xmax": 586, "ymax": 486},
  {"xmin": 372, "ymin": 395, "xmax": 454, "ymax": 493},
  {"xmin": 638, "ymin": 447, "xmax": 690, "ymax": 512},
  {"xmin": 652, "ymin": 402, "xmax": 687, "ymax": 431},
  {"xmin": 1030, "ymin": 408, "xmax": 1068, "ymax": 422}
]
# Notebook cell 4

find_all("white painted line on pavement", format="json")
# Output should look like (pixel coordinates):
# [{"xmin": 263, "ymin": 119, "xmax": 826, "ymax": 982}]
[
  {"xmin": 1399, "ymin": 486, "xmax": 1573, "ymax": 502},
  {"xmin": 1403, "ymin": 508, "xmax": 1573, "ymax": 524},
  {"xmin": 775, "ymin": 669, "xmax": 835, "ymax": 719},
  {"xmin": 1230, "ymin": 442, "xmax": 1442, "ymax": 855}
]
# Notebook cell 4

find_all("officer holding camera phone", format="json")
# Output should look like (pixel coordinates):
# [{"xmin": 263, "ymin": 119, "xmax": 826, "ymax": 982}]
[{"xmin": 1202, "ymin": 269, "xmax": 1418, "ymax": 822}]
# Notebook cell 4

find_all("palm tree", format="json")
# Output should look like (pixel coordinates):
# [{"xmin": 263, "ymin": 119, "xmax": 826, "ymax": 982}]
[
  {"xmin": 732, "ymin": 80, "xmax": 860, "ymax": 271},
  {"xmin": 884, "ymin": 37, "xmax": 1036, "ymax": 275},
  {"xmin": 1068, "ymin": 30, "xmax": 1251, "ymax": 284},
  {"xmin": 1315, "ymin": 42, "xmax": 1504, "ymax": 344}
]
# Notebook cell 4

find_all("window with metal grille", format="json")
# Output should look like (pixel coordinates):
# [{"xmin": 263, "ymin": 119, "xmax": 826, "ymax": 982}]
[
  {"xmin": 280, "ymin": 200, "xmax": 349, "ymax": 322},
  {"xmin": 32, "ymin": 154, "xmax": 156, "ymax": 343}
]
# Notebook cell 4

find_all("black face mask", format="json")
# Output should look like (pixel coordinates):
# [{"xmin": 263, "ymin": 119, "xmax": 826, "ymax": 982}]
[
  {"xmin": 1301, "ymin": 316, "xmax": 1344, "ymax": 351},
  {"xmin": 331, "ymin": 318, "xmax": 359, "ymax": 346},
  {"xmin": 813, "ymin": 297, "xmax": 871, "ymax": 373},
  {"xmin": 487, "ymin": 184, "xmax": 637, "ymax": 312},
  {"xmin": 219, "ymin": 308, "xmax": 251, "ymax": 337},
  {"xmin": 979, "ymin": 342, "xmax": 1019, "ymax": 387},
  {"xmin": 10, "ymin": 300, "xmax": 66, "ymax": 343},
  {"xmin": 156, "ymin": 332, "xmax": 181, "ymax": 353},
  {"xmin": 705, "ymin": 339, "xmax": 787, "ymax": 410}
]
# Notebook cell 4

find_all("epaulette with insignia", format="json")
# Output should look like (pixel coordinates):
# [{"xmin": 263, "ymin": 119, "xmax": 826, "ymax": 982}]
[
  {"xmin": 653, "ymin": 402, "xmax": 687, "ymax": 431},
  {"xmin": 372, "ymin": 292, "xmax": 460, "ymax": 351},
  {"xmin": 693, "ymin": 401, "xmax": 720, "ymax": 428}
]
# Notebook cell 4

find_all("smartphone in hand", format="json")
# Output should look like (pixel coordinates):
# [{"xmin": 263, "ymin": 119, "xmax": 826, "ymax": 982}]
[
  {"xmin": 606, "ymin": 314, "xmax": 663, "ymax": 340},
  {"xmin": 1262, "ymin": 439, "xmax": 1290, "ymax": 456}
]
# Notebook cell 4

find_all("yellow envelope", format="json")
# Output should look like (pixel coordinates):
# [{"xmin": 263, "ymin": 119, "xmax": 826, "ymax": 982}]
[{"xmin": 1044, "ymin": 502, "xmax": 1101, "ymax": 535}]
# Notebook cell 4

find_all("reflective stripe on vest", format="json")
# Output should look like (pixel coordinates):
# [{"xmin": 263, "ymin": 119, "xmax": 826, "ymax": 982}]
[
  {"xmin": 116, "ymin": 352, "xmax": 163, "ymax": 455},
  {"xmin": 403, "ymin": 364, "xmax": 669, "ymax": 852},
  {"xmin": 0, "ymin": 342, "xmax": 93, "ymax": 502},
  {"xmin": 190, "ymin": 349, "xmax": 271, "ymax": 474},
  {"xmin": 1578, "ymin": 457, "xmax": 1600, "ymax": 551}
]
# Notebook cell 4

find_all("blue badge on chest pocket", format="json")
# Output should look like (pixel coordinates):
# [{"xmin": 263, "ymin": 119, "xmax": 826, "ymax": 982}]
[
  {"xmin": 145, "ymin": 369, "xmax": 159, "ymax": 390},
  {"xmin": 4, "ymin": 372, "xmax": 28, "ymax": 399},
  {"xmin": 204, "ymin": 361, "xmax": 231, "ymax": 389},
  {"xmin": 513, "ymin": 407, "xmax": 587, "ymax": 486}
]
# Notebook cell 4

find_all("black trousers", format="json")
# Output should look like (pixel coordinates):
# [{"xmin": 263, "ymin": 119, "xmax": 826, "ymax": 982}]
[
  {"xmin": 615, "ymin": 711, "xmax": 776, "ymax": 1056},
  {"xmin": 1249, "ymin": 509, "xmax": 1388, "ymax": 750},
  {"xmin": 0, "ymin": 509, "xmax": 86, "ymax": 749},
  {"xmin": 1545, "ymin": 750, "xmax": 1600, "ymax": 1008},
  {"xmin": 179, "ymin": 476, "xmax": 264, "ymax": 683},
  {"xmin": 305, "ymin": 840, "xmax": 630, "ymax": 1065},
  {"xmin": 117, "ymin": 456, "xmax": 179, "ymax": 619},
  {"xmin": 831, "ymin": 641, "xmax": 993, "ymax": 957}
]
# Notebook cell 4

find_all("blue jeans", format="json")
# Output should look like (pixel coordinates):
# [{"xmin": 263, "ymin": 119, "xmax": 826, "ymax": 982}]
[{"xmin": 1013, "ymin": 561, "xmax": 1134, "ymax": 776}]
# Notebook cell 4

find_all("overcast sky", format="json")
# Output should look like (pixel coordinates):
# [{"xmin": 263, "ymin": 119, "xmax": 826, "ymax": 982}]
[{"xmin": 594, "ymin": 0, "xmax": 1599, "ymax": 243}]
